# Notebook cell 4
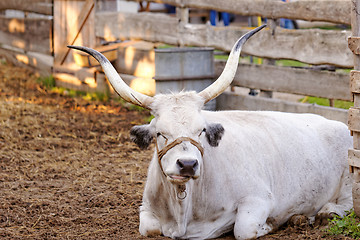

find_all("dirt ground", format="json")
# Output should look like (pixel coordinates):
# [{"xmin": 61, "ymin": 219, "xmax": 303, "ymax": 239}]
[{"xmin": 0, "ymin": 64, "xmax": 355, "ymax": 239}]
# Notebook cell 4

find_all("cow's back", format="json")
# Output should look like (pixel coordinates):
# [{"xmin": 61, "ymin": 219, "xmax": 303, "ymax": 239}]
[{"xmin": 201, "ymin": 110, "xmax": 352, "ymax": 224}]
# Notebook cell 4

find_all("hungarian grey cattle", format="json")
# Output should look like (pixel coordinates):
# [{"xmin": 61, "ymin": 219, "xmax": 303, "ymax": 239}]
[{"xmin": 68, "ymin": 24, "xmax": 353, "ymax": 240}]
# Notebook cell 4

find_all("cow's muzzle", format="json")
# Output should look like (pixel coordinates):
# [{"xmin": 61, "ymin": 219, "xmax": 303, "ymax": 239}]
[
  {"xmin": 155, "ymin": 137, "xmax": 204, "ymax": 181},
  {"xmin": 177, "ymin": 158, "xmax": 198, "ymax": 177}
]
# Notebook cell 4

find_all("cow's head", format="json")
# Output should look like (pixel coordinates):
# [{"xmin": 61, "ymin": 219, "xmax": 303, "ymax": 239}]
[
  {"xmin": 129, "ymin": 91, "xmax": 225, "ymax": 183},
  {"xmin": 68, "ymin": 24, "xmax": 266, "ymax": 184}
]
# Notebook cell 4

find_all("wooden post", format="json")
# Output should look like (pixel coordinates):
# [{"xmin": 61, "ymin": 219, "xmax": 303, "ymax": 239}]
[
  {"xmin": 177, "ymin": 6, "xmax": 189, "ymax": 47},
  {"xmin": 348, "ymin": 0, "xmax": 360, "ymax": 216},
  {"xmin": 260, "ymin": 58, "xmax": 275, "ymax": 98},
  {"xmin": 53, "ymin": 0, "xmax": 100, "ymax": 93},
  {"xmin": 53, "ymin": 0, "xmax": 95, "ymax": 66}
]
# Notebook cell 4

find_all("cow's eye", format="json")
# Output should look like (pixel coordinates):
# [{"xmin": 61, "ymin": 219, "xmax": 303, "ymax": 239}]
[{"xmin": 199, "ymin": 128, "xmax": 206, "ymax": 136}]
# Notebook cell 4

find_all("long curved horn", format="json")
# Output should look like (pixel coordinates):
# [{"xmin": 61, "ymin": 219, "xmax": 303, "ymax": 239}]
[
  {"xmin": 67, "ymin": 45, "xmax": 154, "ymax": 109},
  {"xmin": 199, "ymin": 24, "xmax": 267, "ymax": 103}
]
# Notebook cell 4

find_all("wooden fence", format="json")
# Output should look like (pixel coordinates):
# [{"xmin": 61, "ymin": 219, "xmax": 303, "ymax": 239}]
[
  {"xmin": 0, "ymin": 0, "xmax": 53, "ymax": 76},
  {"xmin": 348, "ymin": 0, "xmax": 360, "ymax": 217},
  {"xmin": 94, "ymin": 0, "xmax": 352, "ymax": 124},
  {"xmin": 0, "ymin": 1, "xmax": 353, "ymax": 123}
]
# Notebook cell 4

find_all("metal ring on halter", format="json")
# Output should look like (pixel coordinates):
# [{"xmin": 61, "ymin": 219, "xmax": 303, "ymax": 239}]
[{"xmin": 177, "ymin": 189, "xmax": 187, "ymax": 200}]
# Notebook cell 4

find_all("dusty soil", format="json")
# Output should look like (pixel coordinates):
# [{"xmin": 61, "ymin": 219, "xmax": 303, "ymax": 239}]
[{"xmin": 0, "ymin": 64, "xmax": 354, "ymax": 239}]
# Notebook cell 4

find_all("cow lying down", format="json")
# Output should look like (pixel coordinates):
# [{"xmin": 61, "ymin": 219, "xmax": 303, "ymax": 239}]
[{"xmin": 68, "ymin": 25, "xmax": 353, "ymax": 240}]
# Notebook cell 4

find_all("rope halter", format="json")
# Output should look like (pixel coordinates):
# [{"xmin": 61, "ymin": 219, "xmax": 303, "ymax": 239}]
[{"xmin": 155, "ymin": 136, "xmax": 204, "ymax": 177}]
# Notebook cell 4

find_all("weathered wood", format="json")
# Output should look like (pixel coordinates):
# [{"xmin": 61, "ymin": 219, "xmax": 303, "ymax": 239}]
[
  {"xmin": 139, "ymin": 0, "xmax": 351, "ymax": 25},
  {"xmin": 186, "ymin": 25, "xmax": 353, "ymax": 68},
  {"xmin": 348, "ymin": 37, "xmax": 360, "ymax": 55},
  {"xmin": 53, "ymin": 62, "xmax": 98, "ymax": 82},
  {"xmin": 349, "ymin": 149, "xmax": 360, "ymax": 171},
  {"xmin": 95, "ymin": 12, "xmax": 179, "ymax": 44},
  {"xmin": 116, "ymin": 41, "xmax": 155, "ymax": 78},
  {"xmin": 348, "ymin": 107, "xmax": 360, "ymax": 132},
  {"xmin": 350, "ymin": 70, "xmax": 360, "ymax": 94},
  {"xmin": 354, "ymin": 180, "xmax": 360, "ymax": 216},
  {"xmin": 215, "ymin": 61, "xmax": 351, "ymax": 101},
  {"xmin": 0, "ymin": 0, "xmax": 52, "ymax": 15},
  {"xmin": 0, "ymin": 16, "xmax": 52, "ymax": 55},
  {"xmin": 53, "ymin": 62, "xmax": 111, "ymax": 93},
  {"xmin": 0, "ymin": 46, "xmax": 52, "ymax": 76},
  {"xmin": 54, "ymin": 71, "xmax": 110, "ymax": 94},
  {"xmin": 54, "ymin": 0, "xmax": 96, "ymax": 65},
  {"xmin": 73, "ymin": 42, "xmax": 123, "ymax": 67},
  {"xmin": 350, "ymin": 2, "xmax": 360, "ymax": 218},
  {"xmin": 350, "ymin": 5, "xmax": 360, "ymax": 206},
  {"xmin": 217, "ymin": 91, "xmax": 348, "ymax": 123},
  {"xmin": 352, "ymin": 132, "xmax": 360, "ymax": 151},
  {"xmin": 54, "ymin": 0, "xmax": 95, "ymax": 65},
  {"xmin": 96, "ymin": 12, "xmax": 353, "ymax": 67},
  {"xmin": 352, "ymin": 0, "xmax": 360, "ymax": 107}
]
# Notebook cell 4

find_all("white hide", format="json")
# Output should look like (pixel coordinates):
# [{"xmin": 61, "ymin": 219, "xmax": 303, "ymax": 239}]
[{"xmin": 139, "ymin": 92, "xmax": 353, "ymax": 240}]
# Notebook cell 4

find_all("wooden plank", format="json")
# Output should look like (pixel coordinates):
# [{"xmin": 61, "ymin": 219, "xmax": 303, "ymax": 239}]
[
  {"xmin": 215, "ymin": 61, "xmax": 351, "ymax": 101},
  {"xmin": 355, "ymin": 169, "xmax": 360, "ymax": 185},
  {"xmin": 138, "ymin": 0, "xmax": 351, "ymax": 25},
  {"xmin": 95, "ymin": 12, "xmax": 179, "ymax": 44},
  {"xmin": 354, "ymin": 181, "xmax": 360, "ymax": 216},
  {"xmin": 0, "ymin": 16, "xmax": 52, "ymax": 55},
  {"xmin": 53, "ymin": 62, "xmax": 98, "ymax": 82},
  {"xmin": 0, "ymin": 0, "xmax": 52, "ymax": 15},
  {"xmin": 96, "ymin": 12, "xmax": 353, "ymax": 68},
  {"xmin": 349, "ymin": 0, "xmax": 360, "ymax": 217},
  {"xmin": 348, "ymin": 37, "xmax": 360, "ymax": 55},
  {"xmin": 352, "ymin": 1, "xmax": 360, "ymax": 108},
  {"xmin": 184, "ymin": 24, "xmax": 353, "ymax": 68},
  {"xmin": 0, "ymin": 47, "xmax": 52, "ymax": 76},
  {"xmin": 53, "ymin": 0, "xmax": 96, "ymax": 65},
  {"xmin": 352, "ymin": 131, "xmax": 360, "ymax": 150},
  {"xmin": 349, "ymin": 149, "xmax": 360, "ymax": 169},
  {"xmin": 53, "ymin": 63, "xmax": 107, "ymax": 93},
  {"xmin": 73, "ymin": 42, "xmax": 123, "ymax": 67},
  {"xmin": 348, "ymin": 107, "xmax": 360, "ymax": 131},
  {"xmin": 116, "ymin": 41, "xmax": 156, "ymax": 78},
  {"xmin": 54, "ymin": 0, "xmax": 95, "ymax": 65},
  {"xmin": 350, "ymin": 70, "xmax": 360, "ymax": 94},
  {"xmin": 216, "ymin": 91, "xmax": 348, "ymax": 123}
]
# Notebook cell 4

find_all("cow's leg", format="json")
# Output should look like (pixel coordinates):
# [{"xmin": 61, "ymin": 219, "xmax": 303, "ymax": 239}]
[
  {"xmin": 139, "ymin": 207, "xmax": 161, "ymax": 237},
  {"xmin": 315, "ymin": 169, "xmax": 353, "ymax": 225},
  {"xmin": 317, "ymin": 169, "xmax": 353, "ymax": 216},
  {"xmin": 234, "ymin": 197, "xmax": 274, "ymax": 240}
]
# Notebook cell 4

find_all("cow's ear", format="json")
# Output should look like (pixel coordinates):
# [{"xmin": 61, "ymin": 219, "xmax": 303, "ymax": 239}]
[
  {"xmin": 130, "ymin": 124, "xmax": 154, "ymax": 149},
  {"xmin": 205, "ymin": 123, "xmax": 224, "ymax": 147}
]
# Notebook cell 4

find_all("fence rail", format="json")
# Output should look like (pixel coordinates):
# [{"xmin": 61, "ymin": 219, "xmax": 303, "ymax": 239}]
[
  {"xmin": 142, "ymin": 0, "xmax": 351, "ymax": 25},
  {"xmin": 217, "ymin": 92, "xmax": 349, "ymax": 123},
  {"xmin": 96, "ymin": 11, "xmax": 353, "ymax": 67},
  {"xmin": 0, "ymin": 0, "xmax": 53, "ymax": 16},
  {"xmin": 0, "ymin": 16, "xmax": 52, "ymax": 55},
  {"xmin": 215, "ymin": 61, "xmax": 351, "ymax": 101}
]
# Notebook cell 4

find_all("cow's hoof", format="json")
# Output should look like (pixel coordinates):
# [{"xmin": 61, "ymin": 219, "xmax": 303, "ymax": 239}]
[
  {"xmin": 288, "ymin": 214, "xmax": 309, "ymax": 227},
  {"xmin": 139, "ymin": 217, "xmax": 161, "ymax": 237},
  {"xmin": 314, "ymin": 212, "xmax": 336, "ymax": 226},
  {"xmin": 144, "ymin": 229, "xmax": 161, "ymax": 237}
]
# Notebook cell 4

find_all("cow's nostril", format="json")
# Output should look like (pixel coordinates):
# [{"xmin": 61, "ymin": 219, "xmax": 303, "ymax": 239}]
[
  {"xmin": 176, "ymin": 159, "xmax": 184, "ymax": 169},
  {"xmin": 176, "ymin": 159, "xmax": 198, "ymax": 176}
]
